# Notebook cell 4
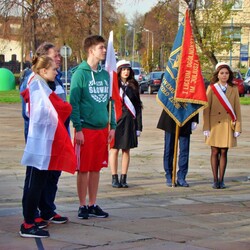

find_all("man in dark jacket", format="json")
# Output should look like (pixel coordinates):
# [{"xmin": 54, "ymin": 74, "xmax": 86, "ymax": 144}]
[{"xmin": 157, "ymin": 110, "xmax": 198, "ymax": 187}]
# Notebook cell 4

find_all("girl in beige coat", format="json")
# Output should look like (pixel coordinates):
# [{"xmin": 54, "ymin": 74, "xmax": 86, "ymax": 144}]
[{"xmin": 203, "ymin": 62, "xmax": 242, "ymax": 189}]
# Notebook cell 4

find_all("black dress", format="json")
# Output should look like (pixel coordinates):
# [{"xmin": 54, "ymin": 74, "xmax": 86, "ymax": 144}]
[{"xmin": 113, "ymin": 83, "xmax": 143, "ymax": 150}]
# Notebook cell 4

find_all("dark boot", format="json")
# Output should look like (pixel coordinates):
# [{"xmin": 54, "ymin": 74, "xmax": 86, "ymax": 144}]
[
  {"xmin": 112, "ymin": 174, "xmax": 121, "ymax": 188},
  {"xmin": 120, "ymin": 174, "xmax": 128, "ymax": 188}
]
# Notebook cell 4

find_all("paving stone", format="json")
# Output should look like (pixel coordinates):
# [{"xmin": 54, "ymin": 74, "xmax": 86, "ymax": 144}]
[{"xmin": 1, "ymin": 98, "xmax": 250, "ymax": 249}]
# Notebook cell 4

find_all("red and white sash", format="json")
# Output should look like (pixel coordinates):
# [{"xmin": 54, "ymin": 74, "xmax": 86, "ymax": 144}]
[
  {"xmin": 120, "ymin": 88, "xmax": 136, "ymax": 119},
  {"xmin": 211, "ymin": 83, "xmax": 236, "ymax": 122}
]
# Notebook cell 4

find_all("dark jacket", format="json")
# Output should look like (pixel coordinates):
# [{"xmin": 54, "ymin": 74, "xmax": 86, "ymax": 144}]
[
  {"xmin": 157, "ymin": 110, "xmax": 199, "ymax": 136},
  {"xmin": 121, "ymin": 83, "xmax": 143, "ymax": 132}
]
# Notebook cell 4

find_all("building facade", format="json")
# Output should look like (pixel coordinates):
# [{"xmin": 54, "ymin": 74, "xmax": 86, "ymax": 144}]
[
  {"xmin": 0, "ymin": 17, "xmax": 23, "ymax": 63},
  {"xmin": 179, "ymin": 0, "xmax": 250, "ymax": 69}
]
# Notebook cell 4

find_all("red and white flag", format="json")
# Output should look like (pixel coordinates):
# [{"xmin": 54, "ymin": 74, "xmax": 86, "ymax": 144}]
[
  {"xmin": 105, "ymin": 31, "xmax": 122, "ymax": 121},
  {"xmin": 21, "ymin": 76, "xmax": 76, "ymax": 174}
]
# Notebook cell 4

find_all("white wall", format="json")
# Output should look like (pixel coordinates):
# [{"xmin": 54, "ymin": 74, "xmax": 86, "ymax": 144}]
[{"xmin": 0, "ymin": 39, "xmax": 21, "ymax": 62}]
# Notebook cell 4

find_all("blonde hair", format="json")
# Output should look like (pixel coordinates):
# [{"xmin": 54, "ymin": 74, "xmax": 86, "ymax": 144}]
[{"xmin": 32, "ymin": 55, "xmax": 54, "ymax": 74}]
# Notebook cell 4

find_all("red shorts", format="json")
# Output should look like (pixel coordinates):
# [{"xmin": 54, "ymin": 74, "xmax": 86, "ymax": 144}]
[{"xmin": 74, "ymin": 128, "xmax": 108, "ymax": 172}]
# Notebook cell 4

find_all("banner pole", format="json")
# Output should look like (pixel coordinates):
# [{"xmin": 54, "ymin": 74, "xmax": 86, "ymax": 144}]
[{"xmin": 172, "ymin": 124, "xmax": 180, "ymax": 187}]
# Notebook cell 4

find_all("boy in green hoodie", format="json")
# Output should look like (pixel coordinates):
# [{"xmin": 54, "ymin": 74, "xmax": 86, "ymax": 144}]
[{"xmin": 70, "ymin": 35, "xmax": 116, "ymax": 219}]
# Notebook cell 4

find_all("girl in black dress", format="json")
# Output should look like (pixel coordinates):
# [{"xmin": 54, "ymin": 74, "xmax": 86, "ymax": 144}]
[{"xmin": 109, "ymin": 60, "xmax": 143, "ymax": 188}]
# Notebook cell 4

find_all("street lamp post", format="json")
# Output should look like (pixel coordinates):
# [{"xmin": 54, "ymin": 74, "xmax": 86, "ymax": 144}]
[
  {"xmin": 99, "ymin": 0, "xmax": 102, "ymax": 36},
  {"xmin": 124, "ymin": 23, "xmax": 135, "ymax": 67},
  {"xmin": 132, "ymin": 27, "xmax": 135, "ymax": 67},
  {"xmin": 124, "ymin": 31, "xmax": 127, "ymax": 58},
  {"xmin": 20, "ymin": 0, "xmax": 24, "ymax": 72},
  {"xmin": 146, "ymin": 31, "xmax": 149, "ymax": 69},
  {"xmin": 144, "ymin": 28, "xmax": 154, "ymax": 63},
  {"xmin": 229, "ymin": 17, "xmax": 233, "ymax": 67}
]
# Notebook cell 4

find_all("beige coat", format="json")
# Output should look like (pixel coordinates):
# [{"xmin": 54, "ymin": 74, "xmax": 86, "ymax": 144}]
[{"xmin": 203, "ymin": 84, "xmax": 242, "ymax": 148}]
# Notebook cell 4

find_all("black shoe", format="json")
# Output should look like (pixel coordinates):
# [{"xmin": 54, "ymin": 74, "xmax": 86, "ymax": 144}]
[
  {"xmin": 212, "ymin": 182, "xmax": 220, "ymax": 189},
  {"xmin": 49, "ymin": 214, "xmax": 68, "ymax": 224},
  {"xmin": 177, "ymin": 179, "xmax": 189, "ymax": 187},
  {"xmin": 112, "ymin": 174, "xmax": 121, "ymax": 188},
  {"xmin": 88, "ymin": 205, "xmax": 109, "ymax": 218},
  {"xmin": 19, "ymin": 224, "xmax": 49, "ymax": 238},
  {"xmin": 120, "ymin": 174, "xmax": 128, "ymax": 188},
  {"xmin": 34, "ymin": 217, "xmax": 49, "ymax": 229},
  {"xmin": 219, "ymin": 182, "xmax": 226, "ymax": 189},
  {"xmin": 166, "ymin": 180, "xmax": 172, "ymax": 187},
  {"xmin": 78, "ymin": 206, "xmax": 89, "ymax": 219}
]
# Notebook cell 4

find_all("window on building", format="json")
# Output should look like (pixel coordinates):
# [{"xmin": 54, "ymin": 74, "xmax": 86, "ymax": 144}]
[
  {"xmin": 222, "ymin": 0, "xmax": 243, "ymax": 9},
  {"xmin": 199, "ymin": 27, "xmax": 212, "ymax": 39},
  {"xmin": 11, "ymin": 54, "xmax": 17, "ymax": 61},
  {"xmin": 0, "ymin": 54, "xmax": 5, "ymax": 62},
  {"xmin": 221, "ymin": 27, "xmax": 241, "ymax": 42},
  {"xmin": 10, "ymin": 23, "xmax": 21, "ymax": 35},
  {"xmin": 197, "ymin": 0, "xmax": 213, "ymax": 8},
  {"xmin": 233, "ymin": 0, "xmax": 243, "ymax": 9}
]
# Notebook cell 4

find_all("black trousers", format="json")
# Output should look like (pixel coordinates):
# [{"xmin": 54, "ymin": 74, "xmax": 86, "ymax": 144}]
[
  {"xmin": 22, "ymin": 166, "xmax": 50, "ymax": 224},
  {"xmin": 39, "ymin": 170, "xmax": 61, "ymax": 220}
]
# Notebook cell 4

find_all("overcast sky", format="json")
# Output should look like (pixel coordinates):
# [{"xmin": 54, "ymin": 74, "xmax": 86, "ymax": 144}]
[{"xmin": 115, "ymin": 0, "xmax": 159, "ymax": 21}]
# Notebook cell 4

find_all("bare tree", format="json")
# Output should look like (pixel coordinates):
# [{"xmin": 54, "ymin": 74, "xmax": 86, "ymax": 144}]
[
  {"xmin": 139, "ymin": 0, "xmax": 238, "ymax": 68},
  {"xmin": 50, "ymin": 0, "xmax": 119, "ymax": 62},
  {"xmin": 183, "ymin": 0, "xmax": 237, "ymax": 67},
  {"xmin": 139, "ymin": 0, "xmax": 178, "ymax": 71},
  {"xmin": 0, "ymin": 0, "xmax": 54, "ymax": 52},
  {"xmin": 0, "ymin": 0, "xmax": 119, "ymax": 63}
]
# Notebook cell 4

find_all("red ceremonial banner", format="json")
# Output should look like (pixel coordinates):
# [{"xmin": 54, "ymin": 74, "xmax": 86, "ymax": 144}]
[{"xmin": 175, "ymin": 10, "xmax": 207, "ymax": 105}]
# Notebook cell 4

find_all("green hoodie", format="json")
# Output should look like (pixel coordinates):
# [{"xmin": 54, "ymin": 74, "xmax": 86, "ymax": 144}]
[{"xmin": 70, "ymin": 61, "xmax": 116, "ymax": 131}]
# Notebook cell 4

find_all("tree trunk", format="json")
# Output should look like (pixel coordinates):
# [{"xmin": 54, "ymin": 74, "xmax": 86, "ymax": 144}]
[
  {"xmin": 188, "ymin": 9, "xmax": 218, "ymax": 67},
  {"xmin": 184, "ymin": 0, "xmax": 218, "ymax": 67}
]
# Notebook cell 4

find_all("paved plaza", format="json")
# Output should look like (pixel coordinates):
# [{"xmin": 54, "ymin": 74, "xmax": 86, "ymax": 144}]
[{"xmin": 0, "ymin": 94, "xmax": 250, "ymax": 250}]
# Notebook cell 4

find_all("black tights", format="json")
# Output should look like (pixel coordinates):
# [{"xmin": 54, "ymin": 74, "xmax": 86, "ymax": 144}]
[{"xmin": 210, "ymin": 146, "xmax": 228, "ymax": 183}]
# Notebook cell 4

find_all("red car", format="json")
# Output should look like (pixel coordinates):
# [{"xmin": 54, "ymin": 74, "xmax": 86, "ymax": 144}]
[{"xmin": 233, "ymin": 70, "xmax": 245, "ymax": 97}]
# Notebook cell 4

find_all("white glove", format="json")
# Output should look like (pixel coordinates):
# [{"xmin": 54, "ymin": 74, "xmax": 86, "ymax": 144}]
[
  {"xmin": 191, "ymin": 122, "xmax": 198, "ymax": 130},
  {"xmin": 234, "ymin": 132, "xmax": 240, "ymax": 138},
  {"xmin": 203, "ymin": 130, "xmax": 210, "ymax": 137},
  {"xmin": 136, "ymin": 131, "xmax": 141, "ymax": 137}
]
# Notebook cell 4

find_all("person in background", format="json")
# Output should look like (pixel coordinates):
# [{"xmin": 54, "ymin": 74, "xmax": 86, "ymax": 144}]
[
  {"xmin": 109, "ymin": 60, "xmax": 143, "ymax": 188},
  {"xmin": 70, "ymin": 35, "xmax": 116, "ymax": 220},
  {"xmin": 20, "ymin": 42, "xmax": 69, "ymax": 230},
  {"xmin": 19, "ymin": 65, "xmax": 32, "ymax": 140},
  {"xmin": 203, "ymin": 62, "xmax": 242, "ymax": 189},
  {"xmin": 157, "ymin": 112, "xmax": 198, "ymax": 187},
  {"xmin": 20, "ymin": 55, "xmax": 72, "ymax": 238}
]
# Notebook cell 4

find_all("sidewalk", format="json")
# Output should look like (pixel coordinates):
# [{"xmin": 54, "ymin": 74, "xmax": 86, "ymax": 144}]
[{"xmin": 0, "ymin": 95, "xmax": 250, "ymax": 250}]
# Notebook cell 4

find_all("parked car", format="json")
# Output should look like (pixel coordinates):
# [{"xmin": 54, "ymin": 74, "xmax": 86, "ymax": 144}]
[
  {"xmin": 233, "ymin": 70, "xmax": 245, "ymax": 97},
  {"xmin": 132, "ymin": 67, "xmax": 146, "ymax": 82},
  {"xmin": 139, "ymin": 71, "xmax": 165, "ymax": 94},
  {"xmin": 243, "ymin": 77, "xmax": 250, "ymax": 94},
  {"xmin": 244, "ymin": 67, "xmax": 250, "ymax": 79},
  {"xmin": 139, "ymin": 77, "xmax": 149, "ymax": 94},
  {"xmin": 243, "ymin": 67, "xmax": 250, "ymax": 93}
]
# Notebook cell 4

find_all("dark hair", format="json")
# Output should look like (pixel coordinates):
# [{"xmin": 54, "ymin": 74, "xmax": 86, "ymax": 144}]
[
  {"xmin": 32, "ymin": 55, "xmax": 54, "ymax": 74},
  {"xmin": 35, "ymin": 42, "xmax": 55, "ymax": 57},
  {"xmin": 83, "ymin": 35, "xmax": 105, "ymax": 53},
  {"xmin": 117, "ymin": 66, "xmax": 134, "ymax": 80},
  {"xmin": 211, "ymin": 65, "xmax": 234, "ymax": 86},
  {"xmin": 117, "ymin": 67, "xmax": 140, "ymax": 92}
]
